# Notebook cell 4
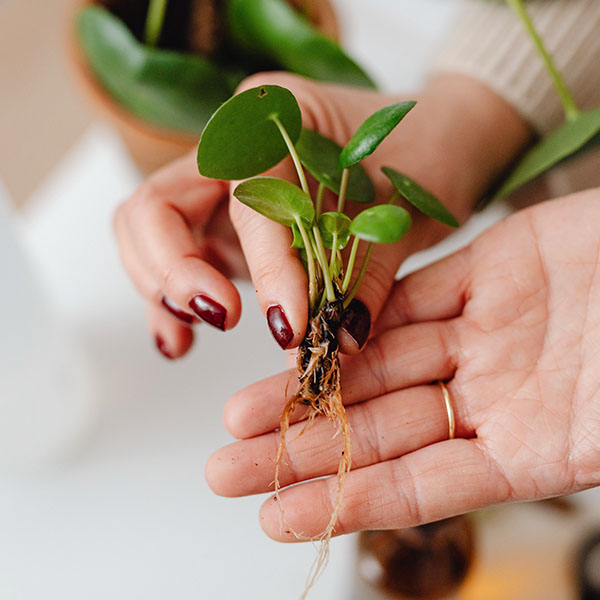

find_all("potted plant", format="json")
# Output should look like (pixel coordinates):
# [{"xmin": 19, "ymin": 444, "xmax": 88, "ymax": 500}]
[{"xmin": 69, "ymin": 0, "xmax": 375, "ymax": 173}]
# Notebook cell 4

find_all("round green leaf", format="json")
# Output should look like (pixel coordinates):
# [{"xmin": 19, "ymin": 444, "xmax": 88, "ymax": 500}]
[
  {"xmin": 318, "ymin": 212, "xmax": 352, "ymax": 250},
  {"xmin": 296, "ymin": 129, "xmax": 375, "ymax": 203},
  {"xmin": 340, "ymin": 101, "xmax": 416, "ymax": 169},
  {"xmin": 233, "ymin": 177, "xmax": 314, "ymax": 229},
  {"xmin": 350, "ymin": 205, "xmax": 411, "ymax": 244},
  {"xmin": 227, "ymin": 0, "xmax": 375, "ymax": 88},
  {"xmin": 497, "ymin": 107, "xmax": 600, "ymax": 198},
  {"xmin": 77, "ymin": 7, "xmax": 234, "ymax": 133},
  {"xmin": 381, "ymin": 167, "xmax": 459, "ymax": 228},
  {"xmin": 197, "ymin": 85, "xmax": 302, "ymax": 180}
]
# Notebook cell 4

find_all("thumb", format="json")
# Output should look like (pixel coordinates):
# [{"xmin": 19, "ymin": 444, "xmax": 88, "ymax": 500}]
[{"xmin": 338, "ymin": 241, "xmax": 405, "ymax": 354}]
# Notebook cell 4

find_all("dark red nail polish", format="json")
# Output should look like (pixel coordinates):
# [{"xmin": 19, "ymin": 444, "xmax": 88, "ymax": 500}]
[
  {"xmin": 340, "ymin": 299, "xmax": 371, "ymax": 350},
  {"xmin": 161, "ymin": 296, "xmax": 195, "ymax": 324},
  {"xmin": 188, "ymin": 294, "xmax": 227, "ymax": 331},
  {"xmin": 267, "ymin": 305, "xmax": 294, "ymax": 350},
  {"xmin": 155, "ymin": 335, "xmax": 174, "ymax": 359}
]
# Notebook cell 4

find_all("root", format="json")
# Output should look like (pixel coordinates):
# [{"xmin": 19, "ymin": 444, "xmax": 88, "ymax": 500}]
[{"xmin": 274, "ymin": 301, "xmax": 352, "ymax": 599}]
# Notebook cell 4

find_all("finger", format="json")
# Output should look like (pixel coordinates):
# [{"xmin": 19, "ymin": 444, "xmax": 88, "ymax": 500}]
[
  {"xmin": 116, "ymin": 152, "xmax": 243, "ymax": 331},
  {"xmin": 229, "ymin": 185, "xmax": 308, "ymax": 349},
  {"xmin": 258, "ymin": 438, "xmax": 504, "ymax": 541},
  {"xmin": 148, "ymin": 302, "xmax": 194, "ymax": 360},
  {"xmin": 223, "ymin": 320, "xmax": 458, "ymax": 439},
  {"xmin": 206, "ymin": 383, "xmax": 473, "ymax": 497},
  {"xmin": 375, "ymin": 246, "xmax": 471, "ymax": 334}
]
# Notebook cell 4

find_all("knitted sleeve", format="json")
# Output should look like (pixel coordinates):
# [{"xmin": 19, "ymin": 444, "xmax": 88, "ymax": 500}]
[{"xmin": 431, "ymin": 0, "xmax": 600, "ymax": 134}]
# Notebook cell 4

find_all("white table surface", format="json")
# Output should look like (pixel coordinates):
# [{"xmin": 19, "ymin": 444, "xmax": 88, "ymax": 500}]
[{"xmin": 2, "ymin": 2, "xmax": 599, "ymax": 599}]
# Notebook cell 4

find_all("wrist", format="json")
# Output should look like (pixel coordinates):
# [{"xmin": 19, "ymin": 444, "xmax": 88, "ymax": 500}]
[{"xmin": 396, "ymin": 74, "xmax": 533, "ymax": 250}]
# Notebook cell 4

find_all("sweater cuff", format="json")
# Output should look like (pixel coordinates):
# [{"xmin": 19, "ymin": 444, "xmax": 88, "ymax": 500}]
[{"xmin": 430, "ymin": 0, "xmax": 600, "ymax": 135}]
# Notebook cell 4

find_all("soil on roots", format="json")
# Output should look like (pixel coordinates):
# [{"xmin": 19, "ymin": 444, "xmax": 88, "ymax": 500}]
[{"xmin": 275, "ymin": 300, "xmax": 352, "ymax": 597}]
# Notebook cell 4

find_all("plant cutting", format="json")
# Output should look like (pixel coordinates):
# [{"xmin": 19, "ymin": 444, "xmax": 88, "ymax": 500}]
[
  {"xmin": 73, "ymin": 0, "xmax": 374, "ymax": 171},
  {"xmin": 196, "ymin": 84, "xmax": 459, "ymax": 595}
]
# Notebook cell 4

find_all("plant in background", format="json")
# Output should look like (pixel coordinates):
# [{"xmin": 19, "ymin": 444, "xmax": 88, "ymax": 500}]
[
  {"xmin": 196, "ymin": 84, "xmax": 458, "ymax": 596},
  {"xmin": 76, "ymin": 0, "xmax": 374, "ymax": 136},
  {"xmin": 497, "ymin": 0, "xmax": 600, "ymax": 197}
]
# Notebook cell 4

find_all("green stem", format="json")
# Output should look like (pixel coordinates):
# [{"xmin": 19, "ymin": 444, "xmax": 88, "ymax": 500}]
[
  {"xmin": 295, "ymin": 218, "xmax": 317, "ymax": 309},
  {"xmin": 507, "ymin": 0, "xmax": 579, "ymax": 120},
  {"xmin": 144, "ymin": 0, "xmax": 168, "ymax": 47},
  {"xmin": 341, "ymin": 236, "xmax": 360, "ymax": 293},
  {"xmin": 343, "ymin": 242, "xmax": 374, "ymax": 309},
  {"xmin": 312, "ymin": 226, "xmax": 336, "ymax": 302},
  {"xmin": 315, "ymin": 183, "xmax": 325, "ymax": 218},
  {"xmin": 337, "ymin": 168, "xmax": 349, "ymax": 213},
  {"xmin": 271, "ymin": 115, "xmax": 311, "ymax": 194}
]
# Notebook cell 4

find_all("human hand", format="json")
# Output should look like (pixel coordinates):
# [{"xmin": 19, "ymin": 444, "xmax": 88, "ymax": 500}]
[
  {"xmin": 114, "ymin": 72, "xmax": 531, "ymax": 358},
  {"xmin": 205, "ymin": 188, "xmax": 600, "ymax": 540}
]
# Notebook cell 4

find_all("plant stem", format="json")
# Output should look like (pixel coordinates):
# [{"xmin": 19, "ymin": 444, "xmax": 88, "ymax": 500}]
[
  {"xmin": 337, "ymin": 168, "xmax": 349, "ymax": 213},
  {"xmin": 341, "ymin": 236, "xmax": 360, "ymax": 293},
  {"xmin": 312, "ymin": 226, "xmax": 336, "ymax": 302},
  {"xmin": 507, "ymin": 0, "xmax": 579, "ymax": 121},
  {"xmin": 271, "ymin": 115, "xmax": 311, "ymax": 195},
  {"xmin": 315, "ymin": 183, "xmax": 325, "ymax": 217},
  {"xmin": 343, "ymin": 242, "xmax": 374, "ymax": 308},
  {"xmin": 295, "ymin": 218, "xmax": 318, "ymax": 309},
  {"xmin": 144, "ymin": 0, "xmax": 168, "ymax": 47}
]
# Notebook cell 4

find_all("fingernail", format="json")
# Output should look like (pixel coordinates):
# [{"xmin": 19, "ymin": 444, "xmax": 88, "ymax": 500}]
[
  {"xmin": 267, "ymin": 305, "xmax": 294, "ymax": 350},
  {"xmin": 188, "ymin": 294, "xmax": 227, "ymax": 331},
  {"xmin": 340, "ymin": 299, "xmax": 371, "ymax": 350},
  {"xmin": 155, "ymin": 335, "xmax": 174, "ymax": 359},
  {"xmin": 161, "ymin": 296, "xmax": 195, "ymax": 324}
]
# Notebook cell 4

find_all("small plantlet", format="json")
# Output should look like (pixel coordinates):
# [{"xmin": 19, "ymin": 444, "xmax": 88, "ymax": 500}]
[{"xmin": 197, "ymin": 84, "xmax": 458, "ymax": 597}]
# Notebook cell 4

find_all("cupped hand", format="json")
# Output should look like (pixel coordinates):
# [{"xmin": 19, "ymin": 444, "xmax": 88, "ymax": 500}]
[
  {"xmin": 114, "ymin": 72, "xmax": 530, "ymax": 358},
  {"xmin": 206, "ymin": 188, "xmax": 600, "ymax": 540}
]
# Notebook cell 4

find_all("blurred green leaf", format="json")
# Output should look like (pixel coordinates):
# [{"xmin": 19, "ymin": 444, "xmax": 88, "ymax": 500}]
[
  {"xmin": 498, "ymin": 107, "xmax": 600, "ymax": 197},
  {"xmin": 340, "ymin": 101, "xmax": 416, "ymax": 169},
  {"xmin": 197, "ymin": 85, "xmax": 302, "ymax": 180},
  {"xmin": 318, "ymin": 212, "xmax": 351, "ymax": 249},
  {"xmin": 233, "ymin": 177, "xmax": 314, "ymax": 229},
  {"xmin": 77, "ymin": 6, "xmax": 233, "ymax": 133},
  {"xmin": 227, "ymin": 0, "xmax": 375, "ymax": 88},
  {"xmin": 350, "ymin": 205, "xmax": 411, "ymax": 244},
  {"xmin": 382, "ymin": 167, "xmax": 459, "ymax": 227},
  {"xmin": 296, "ymin": 130, "xmax": 375, "ymax": 203}
]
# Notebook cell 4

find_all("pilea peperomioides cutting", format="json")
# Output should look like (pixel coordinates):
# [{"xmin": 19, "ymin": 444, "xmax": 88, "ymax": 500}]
[{"xmin": 196, "ymin": 84, "xmax": 458, "ymax": 594}]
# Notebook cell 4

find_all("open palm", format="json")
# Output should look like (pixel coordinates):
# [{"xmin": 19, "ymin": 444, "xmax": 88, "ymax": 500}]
[{"xmin": 205, "ymin": 188, "xmax": 600, "ymax": 541}]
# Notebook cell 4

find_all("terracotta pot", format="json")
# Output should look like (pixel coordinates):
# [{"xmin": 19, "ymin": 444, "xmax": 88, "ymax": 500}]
[{"xmin": 68, "ymin": 0, "xmax": 340, "ymax": 175}]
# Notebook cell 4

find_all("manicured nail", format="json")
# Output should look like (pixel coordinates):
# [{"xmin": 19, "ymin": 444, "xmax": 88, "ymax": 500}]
[
  {"xmin": 188, "ymin": 294, "xmax": 227, "ymax": 331},
  {"xmin": 267, "ymin": 305, "xmax": 294, "ymax": 350},
  {"xmin": 340, "ymin": 299, "xmax": 371, "ymax": 350},
  {"xmin": 161, "ymin": 296, "xmax": 195, "ymax": 324},
  {"xmin": 155, "ymin": 335, "xmax": 174, "ymax": 359}
]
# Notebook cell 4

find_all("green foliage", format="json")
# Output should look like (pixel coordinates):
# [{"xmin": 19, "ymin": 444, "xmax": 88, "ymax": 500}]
[
  {"xmin": 233, "ymin": 177, "xmax": 314, "ymax": 229},
  {"xmin": 227, "ymin": 0, "xmax": 375, "ymax": 88},
  {"xmin": 296, "ymin": 129, "xmax": 375, "ymax": 203},
  {"xmin": 382, "ymin": 167, "xmax": 459, "ymax": 227},
  {"xmin": 318, "ymin": 212, "xmax": 352, "ymax": 249},
  {"xmin": 197, "ymin": 85, "xmax": 302, "ymax": 180},
  {"xmin": 340, "ymin": 101, "xmax": 416, "ymax": 169},
  {"xmin": 350, "ymin": 205, "xmax": 412, "ymax": 244},
  {"xmin": 291, "ymin": 222, "xmax": 305, "ymax": 248},
  {"xmin": 77, "ymin": 7, "xmax": 233, "ymax": 133},
  {"xmin": 497, "ymin": 107, "xmax": 600, "ymax": 198}
]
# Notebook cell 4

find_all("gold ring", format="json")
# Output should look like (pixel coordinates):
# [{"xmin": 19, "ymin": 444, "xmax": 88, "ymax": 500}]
[{"xmin": 438, "ymin": 381, "xmax": 455, "ymax": 440}]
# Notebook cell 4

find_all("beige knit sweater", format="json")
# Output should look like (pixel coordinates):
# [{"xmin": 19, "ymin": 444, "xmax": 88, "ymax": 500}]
[{"xmin": 433, "ymin": 0, "xmax": 600, "ymax": 135}]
